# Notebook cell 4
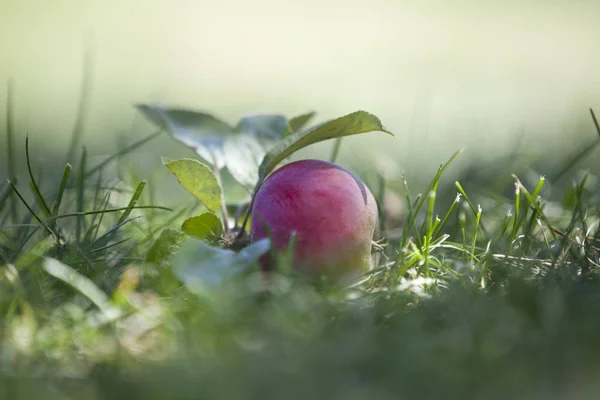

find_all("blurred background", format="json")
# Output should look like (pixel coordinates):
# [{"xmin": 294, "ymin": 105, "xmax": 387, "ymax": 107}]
[{"xmin": 1, "ymin": 0, "xmax": 600, "ymax": 202}]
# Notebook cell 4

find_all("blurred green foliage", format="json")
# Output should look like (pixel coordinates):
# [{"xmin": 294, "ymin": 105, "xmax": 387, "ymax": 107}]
[{"xmin": 1, "ymin": 104, "xmax": 600, "ymax": 398}]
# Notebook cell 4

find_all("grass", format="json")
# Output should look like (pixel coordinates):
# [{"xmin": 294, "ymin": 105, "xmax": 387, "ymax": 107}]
[{"xmin": 2, "ymin": 100, "xmax": 600, "ymax": 399}]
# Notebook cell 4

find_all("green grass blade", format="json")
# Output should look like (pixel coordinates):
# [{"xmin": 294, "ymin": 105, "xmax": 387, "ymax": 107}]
[
  {"xmin": 117, "ymin": 180, "xmax": 146, "ymax": 225},
  {"xmin": 85, "ymin": 130, "xmax": 162, "ymax": 178},
  {"xmin": 65, "ymin": 49, "xmax": 93, "ymax": 165},
  {"xmin": 90, "ymin": 166, "xmax": 104, "ymax": 211},
  {"xmin": 7, "ymin": 180, "xmax": 56, "ymax": 240},
  {"xmin": 76, "ymin": 147, "xmax": 87, "ymax": 243},
  {"xmin": 43, "ymin": 205, "xmax": 171, "ymax": 224},
  {"xmin": 514, "ymin": 175, "xmax": 557, "ymax": 242},
  {"xmin": 472, "ymin": 205, "xmax": 482, "ymax": 266},
  {"xmin": 551, "ymin": 141, "xmax": 600, "ymax": 183},
  {"xmin": 329, "ymin": 138, "xmax": 343, "ymax": 163},
  {"xmin": 432, "ymin": 193, "xmax": 461, "ymax": 239},
  {"xmin": 43, "ymin": 257, "xmax": 122, "ymax": 322},
  {"xmin": 25, "ymin": 136, "xmax": 52, "ymax": 218},
  {"xmin": 522, "ymin": 176, "xmax": 546, "ymax": 249},
  {"xmin": 406, "ymin": 150, "xmax": 463, "ymax": 244},
  {"xmin": 455, "ymin": 181, "xmax": 490, "ymax": 240},
  {"xmin": 0, "ymin": 182, "xmax": 10, "ymax": 214},
  {"xmin": 90, "ymin": 217, "xmax": 142, "ymax": 250},
  {"xmin": 399, "ymin": 173, "xmax": 414, "ymax": 249},
  {"xmin": 531, "ymin": 176, "xmax": 546, "ymax": 198},
  {"xmin": 48, "ymin": 163, "xmax": 72, "ymax": 233},
  {"xmin": 90, "ymin": 191, "xmax": 112, "ymax": 244},
  {"xmin": 80, "ymin": 171, "xmax": 110, "ymax": 247},
  {"xmin": 5, "ymin": 80, "xmax": 17, "ymax": 224},
  {"xmin": 134, "ymin": 206, "xmax": 190, "ymax": 249},
  {"xmin": 550, "ymin": 110, "xmax": 600, "ymax": 182},
  {"xmin": 590, "ymin": 108, "xmax": 600, "ymax": 138},
  {"xmin": 510, "ymin": 181, "xmax": 521, "ymax": 248},
  {"xmin": 86, "ymin": 237, "xmax": 132, "ymax": 256}
]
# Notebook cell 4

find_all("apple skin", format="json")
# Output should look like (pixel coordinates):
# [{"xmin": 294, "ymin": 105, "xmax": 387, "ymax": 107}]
[{"xmin": 250, "ymin": 159, "xmax": 378, "ymax": 282}]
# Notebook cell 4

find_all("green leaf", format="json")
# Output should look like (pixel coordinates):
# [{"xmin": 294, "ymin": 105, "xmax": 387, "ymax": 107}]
[
  {"xmin": 138, "ymin": 105, "xmax": 275, "ymax": 188},
  {"xmin": 163, "ymin": 158, "xmax": 222, "ymax": 212},
  {"xmin": 172, "ymin": 238, "xmax": 270, "ymax": 292},
  {"xmin": 226, "ymin": 114, "xmax": 293, "ymax": 188},
  {"xmin": 236, "ymin": 237, "xmax": 273, "ymax": 265},
  {"xmin": 145, "ymin": 228, "xmax": 187, "ymax": 266},
  {"xmin": 259, "ymin": 110, "xmax": 395, "ymax": 180},
  {"xmin": 137, "ymin": 105, "xmax": 233, "ymax": 168},
  {"xmin": 285, "ymin": 111, "xmax": 316, "ymax": 137},
  {"xmin": 223, "ymin": 134, "xmax": 265, "ymax": 189},
  {"xmin": 181, "ymin": 212, "xmax": 223, "ymax": 244},
  {"xmin": 235, "ymin": 114, "xmax": 288, "ymax": 140}
]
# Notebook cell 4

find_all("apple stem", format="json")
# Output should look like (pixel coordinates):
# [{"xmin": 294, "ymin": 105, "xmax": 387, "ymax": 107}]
[
  {"xmin": 236, "ymin": 195, "xmax": 254, "ymax": 240},
  {"xmin": 235, "ymin": 180, "xmax": 263, "ymax": 241}
]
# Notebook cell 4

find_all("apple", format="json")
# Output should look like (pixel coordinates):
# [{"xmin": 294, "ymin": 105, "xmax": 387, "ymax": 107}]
[{"xmin": 250, "ymin": 159, "xmax": 379, "ymax": 282}]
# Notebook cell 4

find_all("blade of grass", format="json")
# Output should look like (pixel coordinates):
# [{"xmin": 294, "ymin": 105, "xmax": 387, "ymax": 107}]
[
  {"xmin": 406, "ymin": 150, "xmax": 463, "ymax": 246},
  {"xmin": 590, "ymin": 108, "xmax": 600, "ymax": 137},
  {"xmin": 117, "ymin": 180, "xmax": 146, "ymax": 225},
  {"xmin": 50, "ymin": 163, "xmax": 72, "ymax": 217},
  {"xmin": 399, "ymin": 173, "xmax": 414, "ymax": 250},
  {"xmin": 25, "ymin": 136, "xmax": 52, "ymax": 218},
  {"xmin": 472, "ymin": 205, "xmax": 482, "ymax": 268},
  {"xmin": 76, "ymin": 147, "xmax": 87, "ymax": 243},
  {"xmin": 7, "ymin": 180, "xmax": 57, "ymax": 240},
  {"xmin": 45, "ymin": 205, "xmax": 171, "ymax": 223},
  {"xmin": 65, "ymin": 48, "xmax": 93, "ymax": 165},
  {"xmin": 133, "ymin": 206, "xmax": 190, "ymax": 249},
  {"xmin": 13, "ymin": 224, "xmax": 43, "ymax": 260},
  {"xmin": 85, "ymin": 237, "xmax": 132, "ymax": 257},
  {"xmin": 550, "ymin": 176, "xmax": 587, "ymax": 267},
  {"xmin": 492, "ymin": 212, "xmax": 513, "ymax": 247},
  {"xmin": 522, "ymin": 177, "xmax": 546, "ymax": 251},
  {"xmin": 91, "ymin": 166, "xmax": 104, "ymax": 211},
  {"xmin": 89, "ymin": 217, "xmax": 142, "ymax": 252},
  {"xmin": 146, "ymin": 171, "xmax": 157, "ymax": 226},
  {"xmin": 329, "ymin": 138, "xmax": 342, "ymax": 163},
  {"xmin": 8, "ymin": 205, "xmax": 171, "ymax": 256},
  {"xmin": 531, "ymin": 175, "xmax": 546, "ymax": 199},
  {"xmin": 509, "ymin": 181, "xmax": 521, "ymax": 251},
  {"xmin": 85, "ymin": 130, "xmax": 162, "ymax": 178},
  {"xmin": 81, "ymin": 169, "xmax": 106, "ymax": 245},
  {"xmin": 82, "ymin": 223, "xmax": 100, "ymax": 244},
  {"xmin": 404, "ymin": 175, "xmax": 439, "ymax": 250},
  {"xmin": 514, "ymin": 175, "xmax": 557, "ymax": 242},
  {"xmin": 407, "ymin": 194, "xmax": 423, "ymax": 247},
  {"xmin": 0, "ymin": 182, "xmax": 10, "ymax": 214},
  {"xmin": 90, "ymin": 191, "xmax": 112, "ymax": 244},
  {"xmin": 43, "ymin": 257, "xmax": 122, "ymax": 322},
  {"xmin": 5, "ymin": 80, "xmax": 17, "ymax": 224},
  {"xmin": 422, "ymin": 189, "xmax": 437, "ymax": 276},
  {"xmin": 455, "ymin": 181, "xmax": 490, "ymax": 240},
  {"xmin": 550, "ymin": 109, "xmax": 600, "ymax": 182},
  {"xmin": 425, "ymin": 190, "xmax": 436, "ymax": 238},
  {"xmin": 432, "ymin": 193, "xmax": 461, "ymax": 239},
  {"xmin": 81, "ymin": 178, "xmax": 125, "ymax": 248}
]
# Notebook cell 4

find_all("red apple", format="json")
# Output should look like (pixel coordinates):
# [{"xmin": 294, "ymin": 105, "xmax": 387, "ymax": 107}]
[{"xmin": 250, "ymin": 159, "xmax": 378, "ymax": 282}]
